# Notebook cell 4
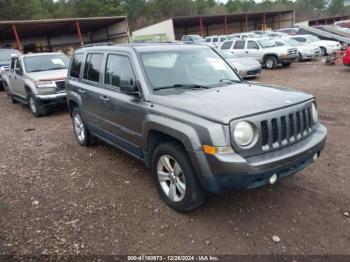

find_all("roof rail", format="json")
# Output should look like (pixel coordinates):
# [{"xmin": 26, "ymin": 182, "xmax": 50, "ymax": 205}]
[{"xmin": 82, "ymin": 42, "xmax": 115, "ymax": 47}]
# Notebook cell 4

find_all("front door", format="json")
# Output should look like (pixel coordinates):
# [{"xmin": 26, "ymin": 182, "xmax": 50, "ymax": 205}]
[
  {"xmin": 12, "ymin": 58, "xmax": 26, "ymax": 98},
  {"xmin": 99, "ymin": 53, "xmax": 148, "ymax": 158}
]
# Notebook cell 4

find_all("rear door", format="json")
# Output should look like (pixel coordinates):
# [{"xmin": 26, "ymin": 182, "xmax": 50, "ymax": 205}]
[
  {"xmin": 99, "ymin": 52, "xmax": 148, "ymax": 158},
  {"xmin": 73, "ymin": 52, "xmax": 105, "ymax": 132}
]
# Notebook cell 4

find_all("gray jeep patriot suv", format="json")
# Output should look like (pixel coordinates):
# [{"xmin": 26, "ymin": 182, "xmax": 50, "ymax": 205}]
[{"xmin": 66, "ymin": 43, "xmax": 327, "ymax": 211}]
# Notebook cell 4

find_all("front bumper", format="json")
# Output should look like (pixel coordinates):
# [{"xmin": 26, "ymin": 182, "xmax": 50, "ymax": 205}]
[
  {"xmin": 279, "ymin": 54, "xmax": 298, "ymax": 64},
  {"xmin": 188, "ymin": 124, "xmax": 327, "ymax": 193},
  {"xmin": 35, "ymin": 92, "xmax": 67, "ymax": 106}
]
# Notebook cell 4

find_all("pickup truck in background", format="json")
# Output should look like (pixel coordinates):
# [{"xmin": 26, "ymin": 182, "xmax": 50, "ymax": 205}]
[
  {"xmin": 1, "ymin": 52, "xmax": 70, "ymax": 117},
  {"xmin": 220, "ymin": 38, "xmax": 298, "ymax": 69},
  {"xmin": 0, "ymin": 48, "xmax": 21, "ymax": 90}
]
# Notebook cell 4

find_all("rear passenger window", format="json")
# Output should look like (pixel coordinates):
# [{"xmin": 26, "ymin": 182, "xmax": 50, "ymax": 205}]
[
  {"xmin": 233, "ymin": 41, "xmax": 246, "ymax": 49},
  {"xmin": 105, "ymin": 55, "xmax": 135, "ymax": 88},
  {"xmin": 221, "ymin": 41, "xmax": 233, "ymax": 50},
  {"xmin": 70, "ymin": 53, "xmax": 83, "ymax": 78},
  {"xmin": 83, "ymin": 53, "xmax": 103, "ymax": 82}
]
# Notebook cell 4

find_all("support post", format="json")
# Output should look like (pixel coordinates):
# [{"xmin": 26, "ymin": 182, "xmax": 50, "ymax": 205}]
[
  {"xmin": 75, "ymin": 21, "xmax": 84, "ymax": 46},
  {"xmin": 199, "ymin": 17, "xmax": 204, "ymax": 36},
  {"xmin": 245, "ymin": 15, "xmax": 249, "ymax": 32},
  {"xmin": 224, "ymin": 16, "xmax": 228, "ymax": 35},
  {"xmin": 12, "ymin": 24, "xmax": 23, "ymax": 53},
  {"xmin": 279, "ymin": 12, "xmax": 281, "ymax": 29},
  {"xmin": 262, "ymin": 13, "xmax": 266, "ymax": 30}
]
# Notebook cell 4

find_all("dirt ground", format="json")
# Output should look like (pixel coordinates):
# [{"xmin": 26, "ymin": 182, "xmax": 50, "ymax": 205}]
[{"xmin": 0, "ymin": 60, "xmax": 349, "ymax": 256}]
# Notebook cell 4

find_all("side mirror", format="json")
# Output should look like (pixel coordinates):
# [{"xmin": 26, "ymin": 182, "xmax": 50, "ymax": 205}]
[
  {"xmin": 120, "ymin": 78, "xmax": 140, "ymax": 96},
  {"xmin": 15, "ymin": 68, "xmax": 23, "ymax": 76}
]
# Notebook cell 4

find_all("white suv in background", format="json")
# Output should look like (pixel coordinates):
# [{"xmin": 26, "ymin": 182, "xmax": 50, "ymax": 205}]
[
  {"xmin": 287, "ymin": 35, "xmax": 341, "ymax": 56},
  {"xmin": 220, "ymin": 38, "xmax": 298, "ymax": 69},
  {"xmin": 204, "ymin": 35, "xmax": 228, "ymax": 48}
]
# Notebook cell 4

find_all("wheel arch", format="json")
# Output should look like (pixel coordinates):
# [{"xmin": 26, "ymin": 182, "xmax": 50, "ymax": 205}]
[
  {"xmin": 263, "ymin": 53, "xmax": 279, "ymax": 62},
  {"xmin": 143, "ymin": 117, "xmax": 202, "ymax": 167}
]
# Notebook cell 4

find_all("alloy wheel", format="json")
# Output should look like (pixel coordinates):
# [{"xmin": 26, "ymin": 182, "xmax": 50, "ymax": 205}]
[
  {"xmin": 157, "ymin": 155, "xmax": 186, "ymax": 202},
  {"xmin": 73, "ymin": 113, "xmax": 85, "ymax": 143}
]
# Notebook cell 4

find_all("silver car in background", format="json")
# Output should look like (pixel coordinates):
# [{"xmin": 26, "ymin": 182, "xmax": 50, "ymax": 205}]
[
  {"xmin": 218, "ymin": 50, "xmax": 261, "ymax": 79},
  {"xmin": 2, "ymin": 52, "xmax": 70, "ymax": 117},
  {"xmin": 271, "ymin": 38, "xmax": 321, "ymax": 61}
]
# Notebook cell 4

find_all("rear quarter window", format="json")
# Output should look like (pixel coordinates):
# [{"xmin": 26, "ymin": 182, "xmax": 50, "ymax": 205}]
[
  {"xmin": 69, "ymin": 53, "xmax": 84, "ymax": 78},
  {"xmin": 221, "ymin": 41, "xmax": 233, "ymax": 50}
]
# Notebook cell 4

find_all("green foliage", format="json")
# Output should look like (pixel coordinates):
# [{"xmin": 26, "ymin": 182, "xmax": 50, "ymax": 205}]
[{"xmin": 328, "ymin": 0, "xmax": 345, "ymax": 15}]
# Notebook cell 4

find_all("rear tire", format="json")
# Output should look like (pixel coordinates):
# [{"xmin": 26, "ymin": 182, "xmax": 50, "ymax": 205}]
[
  {"xmin": 264, "ymin": 56, "xmax": 278, "ymax": 70},
  {"xmin": 298, "ymin": 53, "xmax": 303, "ymax": 62},
  {"xmin": 151, "ymin": 141, "xmax": 207, "ymax": 212},
  {"xmin": 72, "ymin": 107, "xmax": 92, "ymax": 147},
  {"xmin": 28, "ymin": 94, "xmax": 46, "ymax": 117},
  {"xmin": 8, "ymin": 94, "xmax": 18, "ymax": 104}
]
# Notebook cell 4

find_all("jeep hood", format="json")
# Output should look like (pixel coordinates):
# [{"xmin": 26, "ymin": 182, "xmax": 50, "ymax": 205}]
[
  {"xmin": 151, "ymin": 83, "xmax": 313, "ymax": 124},
  {"xmin": 26, "ymin": 69, "xmax": 68, "ymax": 81}
]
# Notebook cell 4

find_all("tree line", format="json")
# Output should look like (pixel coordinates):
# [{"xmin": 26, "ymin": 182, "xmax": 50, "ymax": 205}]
[{"xmin": 0, "ymin": 0, "xmax": 348, "ymax": 30}]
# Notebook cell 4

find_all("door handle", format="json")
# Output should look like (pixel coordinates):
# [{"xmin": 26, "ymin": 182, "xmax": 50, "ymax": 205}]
[
  {"xmin": 245, "ymin": 51, "xmax": 249, "ymax": 53},
  {"xmin": 100, "ymin": 96, "xmax": 110, "ymax": 103},
  {"xmin": 78, "ymin": 89, "xmax": 86, "ymax": 94}
]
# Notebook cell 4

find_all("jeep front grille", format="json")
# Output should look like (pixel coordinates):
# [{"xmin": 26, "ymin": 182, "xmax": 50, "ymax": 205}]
[{"xmin": 260, "ymin": 106, "xmax": 314, "ymax": 151}]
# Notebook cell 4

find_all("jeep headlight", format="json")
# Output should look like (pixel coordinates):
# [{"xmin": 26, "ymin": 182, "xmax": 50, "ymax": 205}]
[
  {"xmin": 312, "ymin": 103, "xmax": 318, "ymax": 123},
  {"xmin": 234, "ymin": 121, "xmax": 256, "ymax": 147}
]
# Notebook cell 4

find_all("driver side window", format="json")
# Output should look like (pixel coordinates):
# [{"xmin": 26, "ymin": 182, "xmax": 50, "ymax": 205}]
[
  {"xmin": 247, "ymin": 41, "xmax": 259, "ymax": 49},
  {"xmin": 105, "ymin": 54, "xmax": 135, "ymax": 89},
  {"xmin": 15, "ymin": 58, "xmax": 23, "ymax": 75}
]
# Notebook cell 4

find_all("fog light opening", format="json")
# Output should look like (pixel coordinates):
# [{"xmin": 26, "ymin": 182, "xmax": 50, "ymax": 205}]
[{"xmin": 269, "ymin": 174, "xmax": 278, "ymax": 185}]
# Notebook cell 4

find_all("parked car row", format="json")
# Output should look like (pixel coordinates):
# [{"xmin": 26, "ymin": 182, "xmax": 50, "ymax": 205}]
[{"xmin": 0, "ymin": 43, "xmax": 327, "ymax": 212}]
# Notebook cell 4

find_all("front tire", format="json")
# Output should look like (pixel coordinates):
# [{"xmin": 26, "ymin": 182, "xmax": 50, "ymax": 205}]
[
  {"xmin": 320, "ymin": 47, "xmax": 327, "ymax": 56},
  {"xmin": 72, "ymin": 107, "xmax": 91, "ymax": 147},
  {"xmin": 28, "ymin": 94, "xmax": 45, "ymax": 117},
  {"xmin": 151, "ymin": 141, "xmax": 207, "ymax": 212},
  {"xmin": 264, "ymin": 56, "xmax": 278, "ymax": 70}
]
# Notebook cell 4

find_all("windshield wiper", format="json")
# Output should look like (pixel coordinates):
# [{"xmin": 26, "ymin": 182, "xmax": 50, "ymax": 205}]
[
  {"xmin": 46, "ymin": 67, "xmax": 66, "ymax": 71},
  {"xmin": 153, "ymin": 84, "xmax": 209, "ymax": 91}
]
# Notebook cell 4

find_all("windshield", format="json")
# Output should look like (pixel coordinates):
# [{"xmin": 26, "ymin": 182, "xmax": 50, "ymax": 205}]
[
  {"xmin": 257, "ymin": 39, "xmax": 276, "ymax": 48},
  {"xmin": 282, "ymin": 38, "xmax": 301, "ymax": 47},
  {"xmin": 307, "ymin": 35, "xmax": 320, "ymax": 42},
  {"xmin": 24, "ymin": 54, "xmax": 70, "ymax": 73},
  {"xmin": 140, "ymin": 48, "xmax": 240, "ymax": 91},
  {"xmin": 0, "ymin": 50, "xmax": 20, "ymax": 62}
]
